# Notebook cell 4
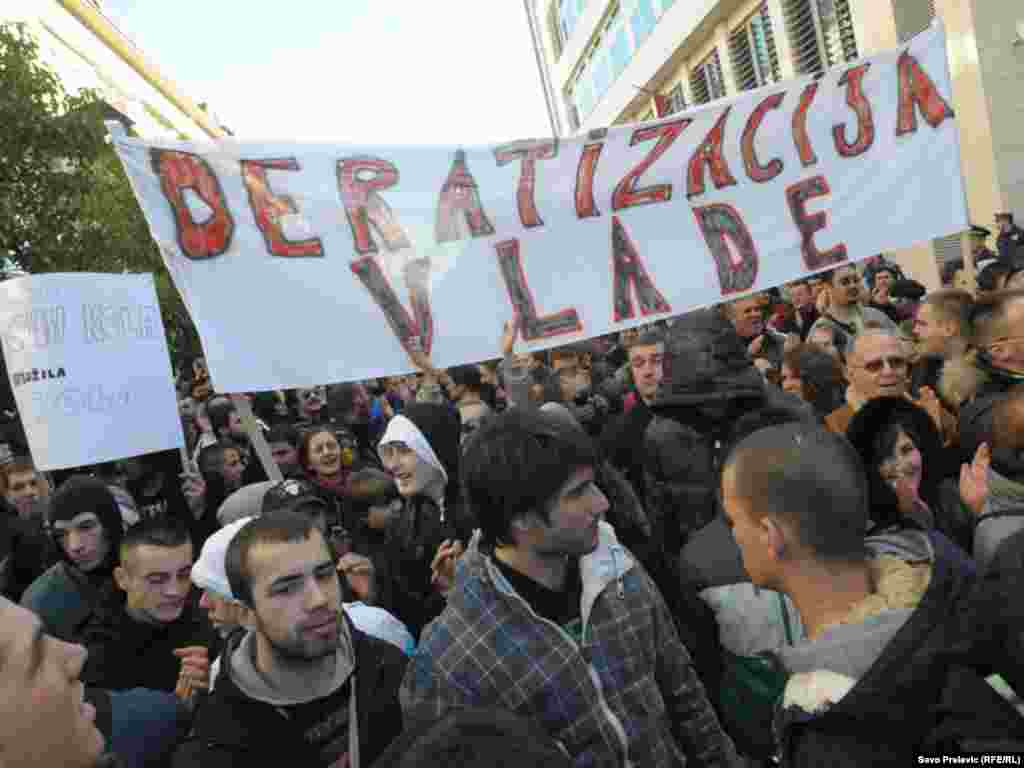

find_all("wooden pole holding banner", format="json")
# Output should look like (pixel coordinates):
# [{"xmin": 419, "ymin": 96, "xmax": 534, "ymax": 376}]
[{"xmin": 231, "ymin": 395, "xmax": 283, "ymax": 483}]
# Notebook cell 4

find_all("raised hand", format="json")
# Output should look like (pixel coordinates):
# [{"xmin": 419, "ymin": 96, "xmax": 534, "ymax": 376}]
[
  {"xmin": 959, "ymin": 443, "xmax": 991, "ymax": 516},
  {"xmin": 173, "ymin": 645, "xmax": 210, "ymax": 705},
  {"xmin": 406, "ymin": 336, "xmax": 435, "ymax": 374},
  {"xmin": 915, "ymin": 386, "xmax": 944, "ymax": 434},
  {"xmin": 501, "ymin": 319, "xmax": 519, "ymax": 357},
  {"xmin": 816, "ymin": 286, "xmax": 832, "ymax": 316},
  {"xmin": 747, "ymin": 335, "xmax": 765, "ymax": 358},
  {"xmin": 892, "ymin": 475, "xmax": 921, "ymax": 519},
  {"xmin": 431, "ymin": 539, "xmax": 465, "ymax": 594},
  {"xmin": 180, "ymin": 472, "xmax": 206, "ymax": 515},
  {"xmin": 337, "ymin": 553, "xmax": 375, "ymax": 603}
]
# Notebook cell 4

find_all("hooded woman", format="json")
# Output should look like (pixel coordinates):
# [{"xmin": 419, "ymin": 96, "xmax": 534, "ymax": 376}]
[
  {"xmin": 21, "ymin": 476, "xmax": 125, "ymax": 641},
  {"xmin": 377, "ymin": 403, "xmax": 473, "ymax": 637}
]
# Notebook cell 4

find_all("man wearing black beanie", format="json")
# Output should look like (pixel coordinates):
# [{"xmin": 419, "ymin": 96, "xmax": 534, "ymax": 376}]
[{"xmin": 21, "ymin": 476, "xmax": 124, "ymax": 641}]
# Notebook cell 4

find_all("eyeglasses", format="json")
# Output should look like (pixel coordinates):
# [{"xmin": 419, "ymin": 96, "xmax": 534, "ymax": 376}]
[
  {"xmin": 856, "ymin": 356, "xmax": 908, "ymax": 374},
  {"xmin": 836, "ymin": 276, "xmax": 860, "ymax": 288}
]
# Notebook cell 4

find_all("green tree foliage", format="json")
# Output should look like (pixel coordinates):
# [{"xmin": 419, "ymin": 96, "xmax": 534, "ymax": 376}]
[{"xmin": 0, "ymin": 22, "xmax": 199, "ymax": 363}]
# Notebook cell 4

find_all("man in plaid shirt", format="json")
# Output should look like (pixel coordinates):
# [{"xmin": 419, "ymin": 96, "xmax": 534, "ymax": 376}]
[{"xmin": 401, "ymin": 408, "xmax": 738, "ymax": 767}]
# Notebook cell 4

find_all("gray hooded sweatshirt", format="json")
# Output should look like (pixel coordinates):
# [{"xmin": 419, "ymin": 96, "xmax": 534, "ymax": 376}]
[{"xmin": 229, "ymin": 624, "xmax": 360, "ymax": 767}]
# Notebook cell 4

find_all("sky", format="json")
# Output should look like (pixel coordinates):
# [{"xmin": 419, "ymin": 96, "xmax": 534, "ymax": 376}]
[{"xmin": 100, "ymin": 0, "xmax": 553, "ymax": 146}]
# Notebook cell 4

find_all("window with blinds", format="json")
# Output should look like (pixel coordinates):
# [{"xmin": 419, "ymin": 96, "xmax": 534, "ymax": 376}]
[
  {"xmin": 783, "ymin": 0, "xmax": 858, "ymax": 77},
  {"xmin": 667, "ymin": 82, "xmax": 686, "ymax": 113},
  {"xmin": 730, "ymin": 3, "xmax": 782, "ymax": 91},
  {"xmin": 934, "ymin": 233, "xmax": 963, "ymax": 278},
  {"xmin": 819, "ymin": 0, "xmax": 858, "ymax": 68},
  {"xmin": 690, "ymin": 49, "xmax": 726, "ymax": 104}
]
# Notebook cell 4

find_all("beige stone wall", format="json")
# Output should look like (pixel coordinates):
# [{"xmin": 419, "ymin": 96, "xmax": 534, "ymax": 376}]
[
  {"xmin": 968, "ymin": 0, "xmax": 1024, "ymax": 220},
  {"xmin": 846, "ymin": 0, "xmax": 940, "ymax": 289}
]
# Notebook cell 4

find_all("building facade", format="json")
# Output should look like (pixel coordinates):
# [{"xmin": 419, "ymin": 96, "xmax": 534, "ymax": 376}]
[
  {"xmin": 2, "ymin": 0, "xmax": 227, "ymax": 140},
  {"xmin": 526, "ymin": 0, "xmax": 1024, "ymax": 288}
]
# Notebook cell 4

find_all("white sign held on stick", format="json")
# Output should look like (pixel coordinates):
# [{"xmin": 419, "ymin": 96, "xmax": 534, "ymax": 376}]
[{"xmin": 0, "ymin": 273, "xmax": 185, "ymax": 471}]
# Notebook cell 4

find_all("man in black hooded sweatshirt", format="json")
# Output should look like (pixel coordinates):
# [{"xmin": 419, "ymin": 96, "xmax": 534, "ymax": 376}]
[{"xmin": 21, "ymin": 476, "xmax": 124, "ymax": 642}]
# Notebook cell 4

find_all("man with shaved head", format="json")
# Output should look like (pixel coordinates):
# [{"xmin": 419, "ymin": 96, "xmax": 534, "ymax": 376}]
[
  {"xmin": 942, "ymin": 290, "xmax": 1024, "ymax": 463},
  {"xmin": 910, "ymin": 290, "xmax": 972, "ymax": 400},
  {"xmin": 964, "ymin": 290, "xmax": 1024, "ymax": 400},
  {"xmin": 719, "ymin": 423, "xmax": 1024, "ymax": 761}
]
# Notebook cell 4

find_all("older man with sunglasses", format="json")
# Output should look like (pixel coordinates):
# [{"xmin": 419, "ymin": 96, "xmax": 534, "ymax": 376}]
[{"xmin": 825, "ymin": 329, "xmax": 956, "ymax": 444}]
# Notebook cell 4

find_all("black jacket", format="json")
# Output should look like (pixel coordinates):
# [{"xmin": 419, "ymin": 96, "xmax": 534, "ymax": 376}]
[
  {"xmin": 740, "ymin": 329, "xmax": 786, "ymax": 370},
  {"xmin": 776, "ymin": 531, "xmax": 1024, "ymax": 766},
  {"xmin": 81, "ymin": 593, "xmax": 214, "ymax": 692},
  {"xmin": 173, "ymin": 617, "xmax": 407, "ymax": 768},
  {"xmin": 977, "ymin": 528, "xmax": 1024, "ymax": 698},
  {"xmin": 909, "ymin": 355, "xmax": 944, "ymax": 401},
  {"xmin": 599, "ymin": 396, "xmax": 654, "ymax": 502},
  {"xmin": 0, "ymin": 513, "xmax": 50, "ymax": 602},
  {"xmin": 386, "ymin": 493, "xmax": 471, "ymax": 639}
]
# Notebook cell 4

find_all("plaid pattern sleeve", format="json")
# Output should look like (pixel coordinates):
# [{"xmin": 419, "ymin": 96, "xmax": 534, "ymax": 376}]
[
  {"xmin": 401, "ymin": 543, "xmax": 737, "ymax": 767},
  {"xmin": 399, "ymin": 618, "xmax": 477, "ymax": 727},
  {"xmin": 643, "ymin": 566, "xmax": 740, "ymax": 767}
]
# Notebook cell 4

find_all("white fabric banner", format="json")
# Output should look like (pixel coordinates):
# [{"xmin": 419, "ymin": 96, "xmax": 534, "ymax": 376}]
[
  {"xmin": 0, "ymin": 273, "xmax": 185, "ymax": 470},
  {"xmin": 112, "ymin": 21, "xmax": 965, "ymax": 393}
]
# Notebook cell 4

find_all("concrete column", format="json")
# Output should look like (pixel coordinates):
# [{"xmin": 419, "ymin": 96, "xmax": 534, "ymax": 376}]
[
  {"xmin": 845, "ymin": 0, "xmax": 898, "ymax": 56},
  {"xmin": 846, "ymin": 0, "xmax": 898, "ymax": 55},
  {"xmin": 933, "ymin": 0, "xmax": 1003, "ymax": 261},
  {"xmin": 676, "ymin": 61, "xmax": 693, "ymax": 104},
  {"xmin": 958, "ymin": 0, "xmax": 1024, "ymax": 219}
]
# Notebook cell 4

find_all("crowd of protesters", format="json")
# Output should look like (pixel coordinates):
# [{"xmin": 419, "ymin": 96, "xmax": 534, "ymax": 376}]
[{"xmin": 2, "ymin": 226, "xmax": 1024, "ymax": 767}]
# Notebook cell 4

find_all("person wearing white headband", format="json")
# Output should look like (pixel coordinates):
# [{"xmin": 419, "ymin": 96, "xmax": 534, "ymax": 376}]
[
  {"xmin": 192, "ymin": 517, "xmax": 254, "ymax": 641},
  {"xmin": 188, "ymin": 516, "xmax": 255, "ymax": 695}
]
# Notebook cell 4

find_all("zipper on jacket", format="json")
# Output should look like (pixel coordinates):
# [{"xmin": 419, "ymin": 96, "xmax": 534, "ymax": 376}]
[
  {"xmin": 489, "ymin": 560, "xmax": 634, "ymax": 766},
  {"xmin": 610, "ymin": 547, "xmax": 625, "ymax": 599}
]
